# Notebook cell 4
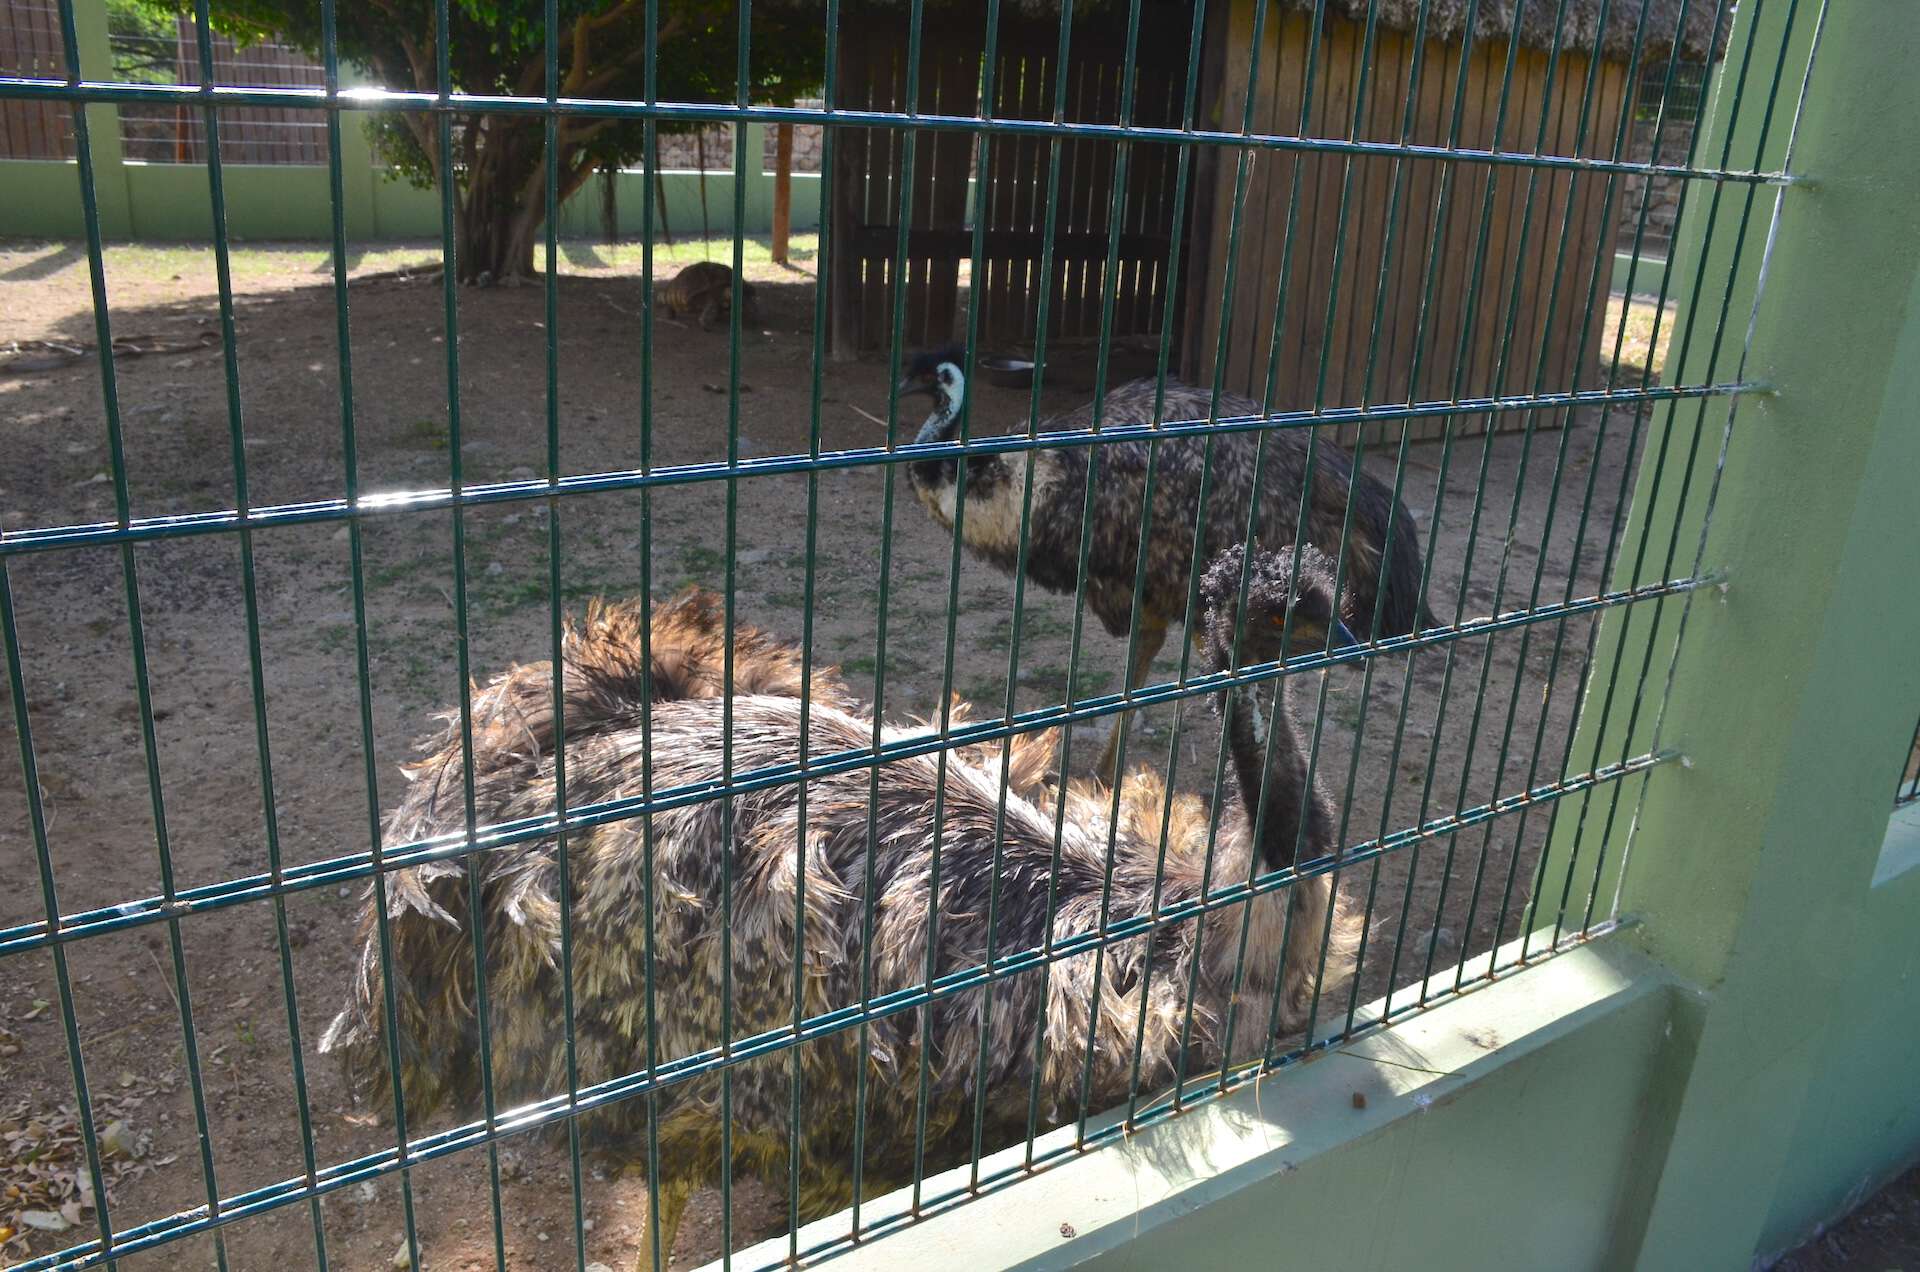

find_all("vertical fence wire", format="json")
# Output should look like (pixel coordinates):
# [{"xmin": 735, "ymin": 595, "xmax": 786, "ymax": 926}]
[
  {"xmin": 309, "ymin": 0, "xmax": 428, "ymax": 1264},
  {"xmin": 51, "ymin": 0, "xmax": 233, "ymax": 1264},
  {"xmin": 1898, "ymin": 715, "xmax": 1920, "ymax": 809},
  {"xmin": 188, "ymin": 0, "xmax": 330, "ymax": 1261},
  {"xmin": 0, "ymin": 1, "xmax": 1837, "ymax": 1268},
  {"xmin": 634, "ymin": 3, "xmax": 667, "ymax": 1268}
]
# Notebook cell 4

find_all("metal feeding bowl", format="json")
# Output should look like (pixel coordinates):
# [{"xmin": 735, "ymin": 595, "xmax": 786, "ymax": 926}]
[{"xmin": 978, "ymin": 355, "xmax": 1035, "ymax": 389}]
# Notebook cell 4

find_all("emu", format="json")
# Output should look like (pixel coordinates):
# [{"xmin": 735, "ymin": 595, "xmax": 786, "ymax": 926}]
[
  {"xmin": 897, "ymin": 347, "xmax": 1434, "ymax": 778},
  {"xmin": 319, "ymin": 566, "xmax": 1354, "ymax": 1263}
]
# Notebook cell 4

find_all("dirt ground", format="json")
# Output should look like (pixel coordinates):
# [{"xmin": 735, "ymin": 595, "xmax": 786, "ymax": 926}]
[
  {"xmin": 1, "ymin": 235, "xmax": 1677, "ymax": 1269},
  {"xmin": 1771, "ymin": 1162, "xmax": 1920, "ymax": 1271}
]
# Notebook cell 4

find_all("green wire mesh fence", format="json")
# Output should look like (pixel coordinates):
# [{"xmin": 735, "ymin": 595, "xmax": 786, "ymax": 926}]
[
  {"xmin": 0, "ymin": 0, "xmax": 1826, "ymax": 1267},
  {"xmin": 1898, "ymin": 713, "xmax": 1920, "ymax": 809}
]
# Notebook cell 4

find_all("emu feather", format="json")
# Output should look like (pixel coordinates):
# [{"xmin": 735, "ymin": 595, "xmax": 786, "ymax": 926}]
[{"xmin": 321, "ymin": 578, "xmax": 1354, "ymax": 1261}]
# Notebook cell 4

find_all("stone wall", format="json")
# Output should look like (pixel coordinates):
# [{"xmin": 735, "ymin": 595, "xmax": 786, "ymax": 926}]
[
  {"xmin": 646, "ymin": 103, "xmax": 827, "ymax": 172},
  {"xmin": 1618, "ymin": 62, "xmax": 1707, "ymax": 258}
]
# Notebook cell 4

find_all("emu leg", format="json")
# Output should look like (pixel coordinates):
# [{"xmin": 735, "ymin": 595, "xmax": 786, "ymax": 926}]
[
  {"xmin": 632, "ymin": 1177, "xmax": 692, "ymax": 1272},
  {"xmin": 1098, "ymin": 620, "xmax": 1168, "ymax": 783}
]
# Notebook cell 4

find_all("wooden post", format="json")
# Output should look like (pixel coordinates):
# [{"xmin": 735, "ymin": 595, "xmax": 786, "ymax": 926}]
[
  {"xmin": 828, "ymin": 29, "xmax": 865, "ymax": 359},
  {"xmin": 771, "ymin": 122, "xmax": 794, "ymax": 265}
]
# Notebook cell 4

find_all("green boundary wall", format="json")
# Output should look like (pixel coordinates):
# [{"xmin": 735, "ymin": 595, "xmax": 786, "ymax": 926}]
[
  {"xmin": 713, "ymin": 3, "xmax": 1920, "ymax": 1268},
  {"xmin": 0, "ymin": 2, "xmax": 819, "ymax": 242},
  {"xmin": 0, "ymin": 144, "xmax": 823, "ymax": 243}
]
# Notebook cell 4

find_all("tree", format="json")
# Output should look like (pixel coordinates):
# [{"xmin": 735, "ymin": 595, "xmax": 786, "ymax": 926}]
[{"xmin": 187, "ymin": 0, "xmax": 825, "ymax": 282}]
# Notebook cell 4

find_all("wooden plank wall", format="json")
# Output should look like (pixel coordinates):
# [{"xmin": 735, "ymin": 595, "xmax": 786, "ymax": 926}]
[
  {"xmin": 1188, "ymin": 4, "xmax": 1628, "ymax": 446},
  {"xmin": 117, "ymin": 21, "xmax": 329, "ymax": 165},
  {"xmin": 828, "ymin": 7, "xmax": 1195, "ymax": 356},
  {"xmin": 1, "ymin": 3, "xmax": 329, "ymax": 166},
  {"xmin": 830, "ymin": 19, "xmax": 980, "ymax": 353},
  {"xmin": 0, "ymin": 0, "xmax": 73, "ymax": 160}
]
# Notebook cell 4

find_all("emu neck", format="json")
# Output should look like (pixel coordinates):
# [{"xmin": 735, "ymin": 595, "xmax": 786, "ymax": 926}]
[
  {"xmin": 910, "ymin": 395, "xmax": 962, "ymax": 493},
  {"xmin": 915, "ymin": 396, "xmax": 959, "ymax": 447},
  {"xmin": 1224, "ymin": 676, "xmax": 1322, "ymax": 874}
]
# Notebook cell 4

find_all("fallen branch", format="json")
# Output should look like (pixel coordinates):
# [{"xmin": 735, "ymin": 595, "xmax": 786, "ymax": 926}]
[
  {"xmin": 848, "ymin": 403, "xmax": 891, "ymax": 430},
  {"xmin": 347, "ymin": 263, "xmax": 446, "ymax": 287},
  {"xmin": 1, "ymin": 332, "xmax": 219, "ymax": 376}
]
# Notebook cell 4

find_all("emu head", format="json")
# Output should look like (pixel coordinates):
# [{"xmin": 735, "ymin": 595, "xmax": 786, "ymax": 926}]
[
  {"xmin": 1200, "ymin": 543, "xmax": 1357, "ymax": 672},
  {"xmin": 898, "ymin": 346, "xmax": 966, "ymax": 411}
]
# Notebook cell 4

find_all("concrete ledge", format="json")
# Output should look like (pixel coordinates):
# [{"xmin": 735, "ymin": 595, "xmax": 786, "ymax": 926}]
[
  {"xmin": 1872, "ymin": 800, "xmax": 1920, "ymax": 889},
  {"xmin": 711, "ymin": 935, "xmax": 1679, "ymax": 1271}
]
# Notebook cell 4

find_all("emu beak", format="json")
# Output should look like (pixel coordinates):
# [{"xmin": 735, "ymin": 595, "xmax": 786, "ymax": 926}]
[
  {"xmin": 1331, "ymin": 619, "xmax": 1360, "ymax": 650},
  {"xmin": 896, "ymin": 374, "xmax": 935, "ymax": 400}
]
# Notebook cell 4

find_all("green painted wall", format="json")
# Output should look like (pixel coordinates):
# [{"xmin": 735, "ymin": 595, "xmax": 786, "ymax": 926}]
[
  {"xmin": 1758, "ymin": 815, "xmax": 1920, "ymax": 1259},
  {"xmin": 713, "ymin": 3, "xmax": 1920, "ymax": 1268},
  {"xmin": 0, "ymin": 120, "xmax": 823, "ymax": 242}
]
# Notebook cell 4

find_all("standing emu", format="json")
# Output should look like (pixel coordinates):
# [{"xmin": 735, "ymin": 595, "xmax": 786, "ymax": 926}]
[
  {"xmin": 897, "ymin": 347, "xmax": 1434, "ymax": 778},
  {"xmin": 320, "ymin": 570, "xmax": 1354, "ymax": 1263}
]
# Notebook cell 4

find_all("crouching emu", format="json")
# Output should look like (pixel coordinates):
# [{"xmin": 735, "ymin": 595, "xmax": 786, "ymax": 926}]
[
  {"xmin": 897, "ymin": 348, "xmax": 1434, "ymax": 780},
  {"xmin": 320, "ymin": 569, "xmax": 1355, "ymax": 1263}
]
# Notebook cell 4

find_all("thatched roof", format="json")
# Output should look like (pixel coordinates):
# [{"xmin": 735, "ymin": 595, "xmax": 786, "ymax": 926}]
[
  {"xmin": 871, "ymin": 0, "xmax": 1733, "ymax": 64},
  {"xmin": 1290, "ymin": 0, "xmax": 1732, "ymax": 63}
]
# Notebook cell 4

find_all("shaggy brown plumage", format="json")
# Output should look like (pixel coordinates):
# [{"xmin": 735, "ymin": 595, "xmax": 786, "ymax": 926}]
[
  {"xmin": 320, "ymin": 580, "xmax": 1354, "ymax": 1261},
  {"xmin": 899, "ymin": 348, "xmax": 1433, "ymax": 776}
]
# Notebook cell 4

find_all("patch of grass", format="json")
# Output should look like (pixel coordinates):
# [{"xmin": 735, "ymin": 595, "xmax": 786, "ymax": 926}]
[
  {"xmin": 1072, "ymin": 668, "xmax": 1114, "ymax": 695},
  {"xmin": 1022, "ymin": 665, "xmax": 1069, "ymax": 693},
  {"xmin": 394, "ymin": 649, "xmax": 442, "ymax": 702},
  {"xmin": 561, "ymin": 233, "xmax": 821, "ymax": 278},
  {"xmin": 1603, "ymin": 294, "xmax": 1677, "ymax": 379},
  {"xmin": 986, "ymin": 608, "xmax": 1075, "ymax": 652},
  {"xmin": 471, "ymin": 571, "xmax": 603, "ymax": 614},
  {"xmin": 840, "ymin": 651, "xmax": 923, "ymax": 680},
  {"xmin": 407, "ymin": 417, "xmax": 449, "ymax": 450},
  {"xmin": 0, "ymin": 234, "xmax": 816, "ymax": 300},
  {"xmin": 1023, "ymin": 664, "xmax": 1114, "ymax": 698},
  {"xmin": 369, "ymin": 556, "xmax": 430, "ymax": 590},
  {"xmin": 678, "ymin": 544, "xmax": 728, "ymax": 576},
  {"xmin": 1022, "ymin": 611, "xmax": 1073, "ymax": 640},
  {"xmin": 960, "ymin": 677, "xmax": 1006, "ymax": 706}
]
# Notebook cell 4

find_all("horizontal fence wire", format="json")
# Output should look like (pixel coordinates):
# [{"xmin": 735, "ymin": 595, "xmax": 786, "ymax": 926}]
[
  {"xmin": 0, "ymin": 0, "xmax": 1826, "ymax": 1268},
  {"xmin": 0, "ymin": 384, "xmax": 1753, "ymax": 557},
  {"xmin": 0, "ymin": 76, "xmax": 1797, "ymax": 183}
]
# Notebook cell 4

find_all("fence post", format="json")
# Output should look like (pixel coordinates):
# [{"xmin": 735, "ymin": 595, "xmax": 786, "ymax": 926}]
[
  {"xmin": 70, "ymin": 0, "xmax": 132, "ymax": 237},
  {"xmin": 1533, "ymin": 3, "xmax": 1920, "ymax": 1265}
]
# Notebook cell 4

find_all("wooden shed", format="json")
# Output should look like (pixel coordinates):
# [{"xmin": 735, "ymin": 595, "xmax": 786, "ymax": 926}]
[
  {"xmin": 826, "ymin": 0, "xmax": 1727, "ymax": 432},
  {"xmin": 1186, "ymin": 0, "xmax": 1728, "ymax": 443},
  {"xmin": 827, "ymin": 2, "xmax": 1202, "ymax": 358}
]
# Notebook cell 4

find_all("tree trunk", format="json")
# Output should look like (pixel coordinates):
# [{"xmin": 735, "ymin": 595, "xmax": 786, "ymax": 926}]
[
  {"xmin": 454, "ymin": 167, "xmax": 540, "ymax": 284},
  {"xmin": 771, "ymin": 123, "xmax": 793, "ymax": 265}
]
